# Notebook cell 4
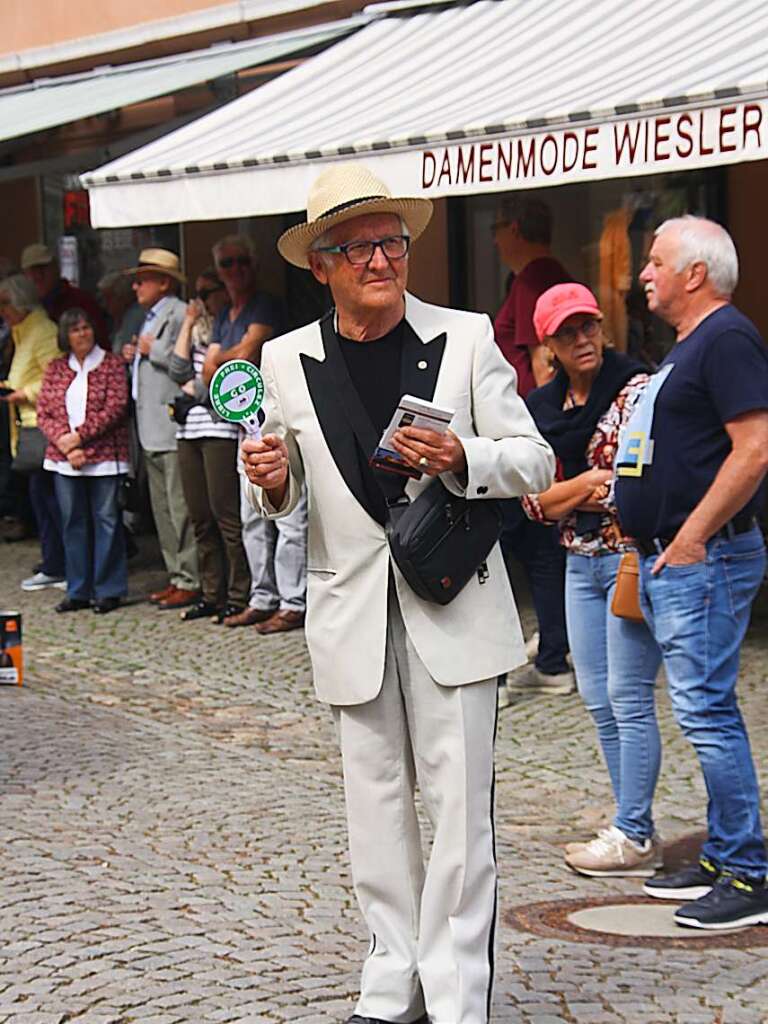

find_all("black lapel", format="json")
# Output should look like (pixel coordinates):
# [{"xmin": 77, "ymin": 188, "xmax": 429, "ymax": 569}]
[
  {"xmin": 300, "ymin": 313, "xmax": 380, "ymax": 522},
  {"xmin": 400, "ymin": 320, "xmax": 446, "ymax": 402}
]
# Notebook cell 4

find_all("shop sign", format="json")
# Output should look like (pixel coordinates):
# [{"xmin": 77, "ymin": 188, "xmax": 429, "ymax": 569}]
[{"xmin": 417, "ymin": 100, "xmax": 766, "ymax": 195}]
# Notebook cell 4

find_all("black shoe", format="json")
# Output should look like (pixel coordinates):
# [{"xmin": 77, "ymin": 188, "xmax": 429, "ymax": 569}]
[
  {"xmin": 674, "ymin": 875, "xmax": 768, "ymax": 930},
  {"xmin": 215, "ymin": 603, "xmax": 245, "ymax": 624},
  {"xmin": 93, "ymin": 597, "xmax": 121, "ymax": 614},
  {"xmin": 643, "ymin": 857, "xmax": 720, "ymax": 900},
  {"xmin": 181, "ymin": 599, "xmax": 219, "ymax": 621},
  {"xmin": 55, "ymin": 597, "xmax": 91, "ymax": 613},
  {"xmin": 345, "ymin": 1016, "xmax": 428, "ymax": 1024}
]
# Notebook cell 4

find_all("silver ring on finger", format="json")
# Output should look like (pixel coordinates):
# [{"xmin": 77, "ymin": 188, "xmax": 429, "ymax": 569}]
[{"xmin": 418, "ymin": 455, "xmax": 429, "ymax": 468}]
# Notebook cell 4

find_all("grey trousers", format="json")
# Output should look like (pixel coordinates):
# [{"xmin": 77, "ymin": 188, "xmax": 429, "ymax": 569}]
[
  {"xmin": 143, "ymin": 448, "xmax": 199, "ymax": 591},
  {"xmin": 239, "ymin": 477, "xmax": 307, "ymax": 613},
  {"xmin": 334, "ymin": 585, "xmax": 498, "ymax": 1024}
]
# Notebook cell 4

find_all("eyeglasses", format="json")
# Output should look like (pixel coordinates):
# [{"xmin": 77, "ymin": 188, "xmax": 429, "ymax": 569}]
[
  {"xmin": 552, "ymin": 318, "xmax": 601, "ymax": 344},
  {"xmin": 218, "ymin": 255, "xmax": 251, "ymax": 269},
  {"xmin": 314, "ymin": 234, "xmax": 411, "ymax": 266},
  {"xmin": 490, "ymin": 220, "xmax": 509, "ymax": 235},
  {"xmin": 197, "ymin": 284, "xmax": 224, "ymax": 301}
]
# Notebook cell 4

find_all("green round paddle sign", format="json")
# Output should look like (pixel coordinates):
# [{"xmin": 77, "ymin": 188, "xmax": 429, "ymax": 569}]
[{"xmin": 209, "ymin": 360, "xmax": 265, "ymax": 433}]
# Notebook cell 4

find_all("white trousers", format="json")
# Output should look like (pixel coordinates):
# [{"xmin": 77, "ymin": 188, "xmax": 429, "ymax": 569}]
[
  {"xmin": 334, "ymin": 584, "xmax": 498, "ymax": 1024},
  {"xmin": 239, "ymin": 478, "xmax": 307, "ymax": 612}
]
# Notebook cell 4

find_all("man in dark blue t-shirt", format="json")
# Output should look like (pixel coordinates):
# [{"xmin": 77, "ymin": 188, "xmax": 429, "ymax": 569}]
[{"xmin": 615, "ymin": 216, "xmax": 768, "ymax": 930}]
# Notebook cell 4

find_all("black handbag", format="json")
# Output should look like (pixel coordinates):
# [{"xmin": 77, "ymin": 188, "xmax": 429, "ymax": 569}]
[
  {"xmin": 386, "ymin": 479, "xmax": 502, "ymax": 604},
  {"xmin": 11, "ymin": 424, "xmax": 46, "ymax": 474},
  {"xmin": 336, "ymin": 351, "xmax": 502, "ymax": 605},
  {"xmin": 168, "ymin": 393, "xmax": 199, "ymax": 425}
]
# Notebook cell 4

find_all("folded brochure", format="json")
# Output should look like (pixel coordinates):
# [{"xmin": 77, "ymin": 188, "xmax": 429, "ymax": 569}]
[{"xmin": 370, "ymin": 394, "xmax": 454, "ymax": 478}]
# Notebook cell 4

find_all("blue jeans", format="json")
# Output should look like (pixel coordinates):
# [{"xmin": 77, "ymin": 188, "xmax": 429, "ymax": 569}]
[
  {"xmin": 54, "ymin": 474, "xmax": 127, "ymax": 602},
  {"xmin": 639, "ymin": 526, "xmax": 767, "ymax": 878},
  {"xmin": 28, "ymin": 469, "xmax": 65, "ymax": 576},
  {"xmin": 566, "ymin": 551, "xmax": 662, "ymax": 842}
]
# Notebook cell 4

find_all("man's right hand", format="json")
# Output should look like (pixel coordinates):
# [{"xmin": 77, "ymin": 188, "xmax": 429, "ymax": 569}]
[
  {"xmin": 121, "ymin": 339, "xmax": 137, "ymax": 364},
  {"xmin": 242, "ymin": 433, "xmax": 289, "ymax": 493}
]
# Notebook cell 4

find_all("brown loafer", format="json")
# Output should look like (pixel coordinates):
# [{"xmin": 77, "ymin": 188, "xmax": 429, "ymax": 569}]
[
  {"xmin": 158, "ymin": 587, "xmax": 201, "ymax": 609},
  {"xmin": 148, "ymin": 584, "xmax": 175, "ymax": 604},
  {"xmin": 254, "ymin": 609, "xmax": 305, "ymax": 635},
  {"xmin": 223, "ymin": 605, "xmax": 277, "ymax": 627}
]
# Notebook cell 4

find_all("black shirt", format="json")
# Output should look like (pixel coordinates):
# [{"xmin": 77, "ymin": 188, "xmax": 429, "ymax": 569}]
[
  {"xmin": 338, "ymin": 320, "xmax": 405, "ymax": 523},
  {"xmin": 615, "ymin": 304, "xmax": 768, "ymax": 539}
]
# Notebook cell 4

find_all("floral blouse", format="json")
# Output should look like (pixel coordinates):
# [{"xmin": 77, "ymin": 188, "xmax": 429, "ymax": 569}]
[{"xmin": 522, "ymin": 373, "xmax": 650, "ymax": 556}]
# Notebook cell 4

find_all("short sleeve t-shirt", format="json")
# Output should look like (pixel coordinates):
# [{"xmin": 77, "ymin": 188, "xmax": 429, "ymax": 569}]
[
  {"xmin": 493, "ymin": 256, "xmax": 571, "ymax": 399},
  {"xmin": 615, "ymin": 304, "xmax": 768, "ymax": 540},
  {"xmin": 213, "ymin": 293, "xmax": 287, "ymax": 352}
]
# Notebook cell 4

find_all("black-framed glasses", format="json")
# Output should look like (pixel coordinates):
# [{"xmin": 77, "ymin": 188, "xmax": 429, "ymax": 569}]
[
  {"xmin": 218, "ymin": 255, "xmax": 251, "ymax": 269},
  {"xmin": 552, "ymin": 318, "xmax": 601, "ymax": 344},
  {"xmin": 315, "ymin": 234, "xmax": 410, "ymax": 266},
  {"xmin": 197, "ymin": 284, "xmax": 224, "ymax": 301}
]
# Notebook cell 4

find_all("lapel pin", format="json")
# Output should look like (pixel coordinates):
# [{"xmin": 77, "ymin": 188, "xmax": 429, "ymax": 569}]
[{"xmin": 417, "ymin": 360, "xmax": 428, "ymax": 370}]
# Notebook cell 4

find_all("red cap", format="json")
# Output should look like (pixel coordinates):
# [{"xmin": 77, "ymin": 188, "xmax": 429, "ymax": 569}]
[{"xmin": 533, "ymin": 283, "xmax": 602, "ymax": 342}]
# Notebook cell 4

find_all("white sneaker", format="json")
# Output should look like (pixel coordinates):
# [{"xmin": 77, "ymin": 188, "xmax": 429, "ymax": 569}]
[
  {"xmin": 506, "ymin": 664, "xmax": 576, "ymax": 695},
  {"xmin": 565, "ymin": 825, "xmax": 657, "ymax": 877},
  {"xmin": 21, "ymin": 571, "xmax": 67, "ymax": 591},
  {"xmin": 566, "ymin": 829, "xmax": 664, "ymax": 869},
  {"xmin": 524, "ymin": 631, "xmax": 540, "ymax": 661}
]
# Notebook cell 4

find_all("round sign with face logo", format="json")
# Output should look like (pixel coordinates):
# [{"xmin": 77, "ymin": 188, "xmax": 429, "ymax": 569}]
[{"xmin": 209, "ymin": 360, "xmax": 265, "ymax": 434}]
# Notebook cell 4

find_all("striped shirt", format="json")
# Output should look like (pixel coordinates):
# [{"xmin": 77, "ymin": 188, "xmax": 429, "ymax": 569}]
[{"xmin": 176, "ymin": 320, "xmax": 238, "ymax": 442}]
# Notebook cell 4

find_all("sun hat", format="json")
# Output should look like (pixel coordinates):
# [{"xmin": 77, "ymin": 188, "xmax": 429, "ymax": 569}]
[
  {"xmin": 533, "ymin": 283, "xmax": 602, "ymax": 342},
  {"xmin": 125, "ymin": 248, "xmax": 186, "ymax": 284},
  {"xmin": 21, "ymin": 243, "xmax": 54, "ymax": 269},
  {"xmin": 277, "ymin": 163, "xmax": 433, "ymax": 269}
]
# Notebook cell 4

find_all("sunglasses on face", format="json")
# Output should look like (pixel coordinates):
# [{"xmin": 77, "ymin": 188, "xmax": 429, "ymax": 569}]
[
  {"xmin": 552, "ymin": 318, "xmax": 601, "ymax": 344},
  {"xmin": 197, "ymin": 284, "xmax": 224, "ymax": 301},
  {"xmin": 218, "ymin": 255, "xmax": 251, "ymax": 269}
]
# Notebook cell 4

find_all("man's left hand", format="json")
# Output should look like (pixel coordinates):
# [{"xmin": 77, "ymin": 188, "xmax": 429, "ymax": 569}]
[
  {"xmin": 391, "ymin": 426, "xmax": 466, "ymax": 477},
  {"xmin": 651, "ymin": 535, "xmax": 707, "ymax": 575},
  {"xmin": 137, "ymin": 333, "xmax": 153, "ymax": 357}
]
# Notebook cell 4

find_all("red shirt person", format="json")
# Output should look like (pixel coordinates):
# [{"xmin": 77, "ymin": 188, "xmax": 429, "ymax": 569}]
[
  {"xmin": 491, "ymin": 198, "xmax": 570, "ymax": 398},
  {"xmin": 21, "ymin": 243, "xmax": 110, "ymax": 349}
]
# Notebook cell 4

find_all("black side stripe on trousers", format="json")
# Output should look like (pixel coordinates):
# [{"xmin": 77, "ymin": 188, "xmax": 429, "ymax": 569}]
[{"xmin": 485, "ymin": 693, "xmax": 500, "ymax": 1022}]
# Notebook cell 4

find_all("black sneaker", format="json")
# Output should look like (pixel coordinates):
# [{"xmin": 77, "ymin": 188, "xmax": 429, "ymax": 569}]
[
  {"xmin": 643, "ymin": 857, "xmax": 720, "ymax": 900},
  {"xmin": 674, "ymin": 875, "xmax": 768, "ymax": 930}
]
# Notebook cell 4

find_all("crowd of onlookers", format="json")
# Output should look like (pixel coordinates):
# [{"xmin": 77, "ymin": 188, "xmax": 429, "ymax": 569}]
[{"xmin": 0, "ymin": 236, "xmax": 307, "ymax": 632}]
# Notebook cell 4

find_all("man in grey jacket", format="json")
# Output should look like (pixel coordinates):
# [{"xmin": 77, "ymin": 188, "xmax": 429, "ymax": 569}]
[{"xmin": 121, "ymin": 248, "xmax": 199, "ymax": 608}]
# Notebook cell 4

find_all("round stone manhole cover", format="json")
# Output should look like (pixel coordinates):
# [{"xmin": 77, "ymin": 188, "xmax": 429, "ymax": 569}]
[{"xmin": 505, "ymin": 896, "xmax": 768, "ymax": 949}]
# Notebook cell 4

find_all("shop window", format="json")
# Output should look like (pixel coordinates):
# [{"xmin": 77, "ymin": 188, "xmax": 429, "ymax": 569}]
[
  {"xmin": 42, "ymin": 174, "xmax": 180, "ymax": 294},
  {"xmin": 460, "ymin": 168, "xmax": 724, "ymax": 366}
]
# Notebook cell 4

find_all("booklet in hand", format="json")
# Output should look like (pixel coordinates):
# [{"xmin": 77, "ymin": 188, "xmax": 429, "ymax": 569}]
[{"xmin": 370, "ymin": 394, "xmax": 455, "ymax": 478}]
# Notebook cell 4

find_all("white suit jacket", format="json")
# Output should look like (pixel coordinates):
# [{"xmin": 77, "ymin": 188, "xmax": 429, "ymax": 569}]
[{"xmin": 247, "ymin": 293, "xmax": 555, "ymax": 705}]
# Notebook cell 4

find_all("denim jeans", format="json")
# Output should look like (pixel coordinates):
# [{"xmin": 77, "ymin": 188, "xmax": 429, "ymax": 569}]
[
  {"xmin": 566, "ymin": 551, "xmax": 662, "ymax": 842},
  {"xmin": 54, "ymin": 473, "xmax": 127, "ymax": 601},
  {"xmin": 28, "ymin": 469, "xmax": 65, "ymax": 576},
  {"xmin": 501, "ymin": 500, "xmax": 569, "ymax": 675},
  {"xmin": 639, "ymin": 526, "xmax": 767, "ymax": 878}
]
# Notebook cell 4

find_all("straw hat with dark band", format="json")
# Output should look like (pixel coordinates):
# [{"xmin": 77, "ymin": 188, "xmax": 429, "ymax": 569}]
[
  {"xmin": 277, "ymin": 164, "xmax": 433, "ymax": 269},
  {"xmin": 124, "ymin": 248, "xmax": 186, "ymax": 283}
]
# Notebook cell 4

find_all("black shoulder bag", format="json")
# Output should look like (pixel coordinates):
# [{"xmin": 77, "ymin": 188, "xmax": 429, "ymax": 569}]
[{"xmin": 342, "ymin": 385, "xmax": 502, "ymax": 606}]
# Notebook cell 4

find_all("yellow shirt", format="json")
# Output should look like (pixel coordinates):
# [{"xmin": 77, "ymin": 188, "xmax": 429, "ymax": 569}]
[{"xmin": 1, "ymin": 307, "xmax": 59, "ymax": 451}]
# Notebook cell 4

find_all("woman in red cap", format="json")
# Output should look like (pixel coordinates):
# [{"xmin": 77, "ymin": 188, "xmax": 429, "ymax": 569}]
[{"xmin": 522, "ymin": 283, "xmax": 662, "ymax": 878}]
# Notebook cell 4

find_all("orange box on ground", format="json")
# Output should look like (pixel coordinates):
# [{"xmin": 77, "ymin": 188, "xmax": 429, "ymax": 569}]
[{"xmin": 0, "ymin": 612, "xmax": 23, "ymax": 685}]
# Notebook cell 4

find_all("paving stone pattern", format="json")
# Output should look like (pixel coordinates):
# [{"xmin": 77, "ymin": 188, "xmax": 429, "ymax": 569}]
[{"xmin": 1, "ymin": 540, "xmax": 767, "ymax": 1023}]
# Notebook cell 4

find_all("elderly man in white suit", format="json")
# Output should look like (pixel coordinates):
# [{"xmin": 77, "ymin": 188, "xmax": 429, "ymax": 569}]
[{"xmin": 242, "ymin": 164, "xmax": 554, "ymax": 1024}]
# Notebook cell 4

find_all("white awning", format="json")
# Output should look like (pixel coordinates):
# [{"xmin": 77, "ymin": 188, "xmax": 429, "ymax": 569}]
[
  {"xmin": 84, "ymin": 0, "xmax": 768, "ymax": 228},
  {"xmin": 0, "ymin": 18, "xmax": 365, "ymax": 144}
]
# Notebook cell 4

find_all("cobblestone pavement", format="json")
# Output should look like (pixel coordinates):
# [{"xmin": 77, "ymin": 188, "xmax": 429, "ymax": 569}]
[{"xmin": 1, "ymin": 538, "xmax": 767, "ymax": 1024}]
